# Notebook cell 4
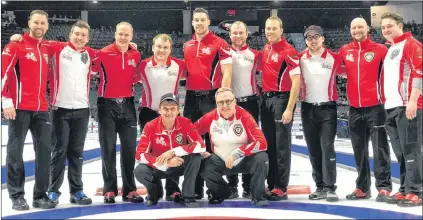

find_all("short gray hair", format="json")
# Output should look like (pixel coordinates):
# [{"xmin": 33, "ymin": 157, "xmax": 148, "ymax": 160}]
[{"xmin": 215, "ymin": 87, "xmax": 236, "ymax": 100}]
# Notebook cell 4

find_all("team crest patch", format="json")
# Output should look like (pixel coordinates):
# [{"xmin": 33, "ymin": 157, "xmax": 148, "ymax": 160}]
[
  {"xmin": 81, "ymin": 52, "xmax": 88, "ymax": 64},
  {"xmin": 391, "ymin": 49, "xmax": 400, "ymax": 60},
  {"xmin": 364, "ymin": 52, "xmax": 374, "ymax": 62},
  {"xmin": 175, "ymin": 133, "xmax": 183, "ymax": 145},
  {"xmin": 233, "ymin": 124, "xmax": 243, "ymax": 136}
]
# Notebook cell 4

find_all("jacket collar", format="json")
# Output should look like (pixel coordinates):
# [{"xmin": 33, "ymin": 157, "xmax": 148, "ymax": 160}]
[
  {"xmin": 267, "ymin": 37, "xmax": 288, "ymax": 50},
  {"xmin": 231, "ymin": 44, "xmax": 249, "ymax": 51},
  {"xmin": 216, "ymin": 105, "xmax": 242, "ymax": 121},
  {"xmin": 390, "ymin": 32, "xmax": 413, "ymax": 44},
  {"xmin": 67, "ymin": 41, "xmax": 87, "ymax": 53},
  {"xmin": 192, "ymin": 31, "xmax": 214, "ymax": 42},
  {"xmin": 112, "ymin": 42, "xmax": 136, "ymax": 53},
  {"xmin": 23, "ymin": 33, "xmax": 42, "ymax": 45},
  {"xmin": 151, "ymin": 56, "xmax": 172, "ymax": 67},
  {"xmin": 156, "ymin": 116, "xmax": 182, "ymax": 134},
  {"xmin": 305, "ymin": 47, "xmax": 328, "ymax": 59},
  {"xmin": 352, "ymin": 35, "xmax": 372, "ymax": 48}
]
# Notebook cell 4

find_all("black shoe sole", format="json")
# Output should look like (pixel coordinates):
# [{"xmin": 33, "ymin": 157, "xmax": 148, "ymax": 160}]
[
  {"xmin": 32, "ymin": 203, "xmax": 56, "ymax": 209},
  {"xmin": 376, "ymin": 196, "xmax": 387, "ymax": 202},
  {"xmin": 386, "ymin": 199, "xmax": 401, "ymax": 204},
  {"xmin": 309, "ymin": 195, "xmax": 327, "ymax": 200},
  {"xmin": 12, "ymin": 206, "xmax": 30, "ymax": 211},
  {"xmin": 397, "ymin": 202, "xmax": 422, "ymax": 207},
  {"xmin": 346, "ymin": 195, "xmax": 371, "ymax": 200},
  {"xmin": 70, "ymin": 198, "xmax": 93, "ymax": 205},
  {"xmin": 266, "ymin": 194, "xmax": 288, "ymax": 201},
  {"xmin": 104, "ymin": 198, "xmax": 115, "ymax": 204},
  {"xmin": 122, "ymin": 197, "xmax": 144, "ymax": 203},
  {"xmin": 145, "ymin": 200, "xmax": 159, "ymax": 206}
]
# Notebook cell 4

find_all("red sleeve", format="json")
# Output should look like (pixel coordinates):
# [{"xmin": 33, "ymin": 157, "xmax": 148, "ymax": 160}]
[
  {"xmin": 91, "ymin": 50, "xmax": 103, "ymax": 73},
  {"xmin": 180, "ymin": 60, "xmax": 187, "ymax": 79},
  {"xmin": 1, "ymin": 43, "xmax": 18, "ymax": 109},
  {"xmin": 133, "ymin": 54, "xmax": 142, "ymax": 84},
  {"xmin": 194, "ymin": 111, "xmax": 214, "ymax": 136},
  {"xmin": 333, "ymin": 52, "xmax": 346, "ymax": 75},
  {"xmin": 135, "ymin": 121, "xmax": 158, "ymax": 167},
  {"xmin": 218, "ymin": 40, "xmax": 232, "ymax": 65},
  {"xmin": 253, "ymin": 49, "xmax": 261, "ymax": 73},
  {"xmin": 232, "ymin": 112, "xmax": 267, "ymax": 158},
  {"xmin": 336, "ymin": 46, "xmax": 347, "ymax": 76},
  {"xmin": 286, "ymin": 48, "xmax": 300, "ymax": 76},
  {"xmin": 41, "ymin": 40, "xmax": 66, "ymax": 58},
  {"xmin": 406, "ymin": 39, "xmax": 423, "ymax": 89},
  {"xmin": 379, "ymin": 45, "xmax": 389, "ymax": 103},
  {"xmin": 172, "ymin": 118, "xmax": 206, "ymax": 157}
]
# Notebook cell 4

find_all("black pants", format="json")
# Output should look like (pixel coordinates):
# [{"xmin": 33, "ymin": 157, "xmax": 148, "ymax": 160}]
[
  {"xmin": 301, "ymin": 102, "xmax": 337, "ymax": 191},
  {"xmin": 98, "ymin": 97, "xmax": 137, "ymax": 197},
  {"xmin": 49, "ymin": 108, "xmax": 89, "ymax": 195},
  {"xmin": 138, "ymin": 106, "xmax": 180, "ymax": 196},
  {"xmin": 349, "ymin": 105, "xmax": 392, "ymax": 193},
  {"xmin": 385, "ymin": 107, "xmax": 422, "ymax": 195},
  {"xmin": 6, "ymin": 110, "xmax": 52, "ymax": 199},
  {"xmin": 183, "ymin": 90, "xmax": 216, "ymax": 195},
  {"xmin": 260, "ymin": 92, "xmax": 293, "ymax": 192},
  {"xmin": 226, "ymin": 98, "xmax": 258, "ymax": 190},
  {"xmin": 134, "ymin": 154, "xmax": 202, "ymax": 200},
  {"xmin": 201, "ymin": 152, "xmax": 268, "ymax": 200}
]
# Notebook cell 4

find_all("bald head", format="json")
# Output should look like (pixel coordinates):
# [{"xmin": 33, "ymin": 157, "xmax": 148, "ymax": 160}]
[
  {"xmin": 350, "ymin": 17, "xmax": 368, "ymax": 28},
  {"xmin": 350, "ymin": 17, "xmax": 369, "ymax": 42}
]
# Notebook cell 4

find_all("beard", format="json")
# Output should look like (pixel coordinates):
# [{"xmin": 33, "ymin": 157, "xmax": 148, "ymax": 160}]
[{"xmin": 30, "ymin": 29, "xmax": 45, "ymax": 39}]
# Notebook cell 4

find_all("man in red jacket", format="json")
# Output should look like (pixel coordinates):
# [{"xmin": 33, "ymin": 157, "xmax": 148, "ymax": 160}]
[
  {"xmin": 259, "ymin": 16, "xmax": 301, "ymax": 201},
  {"xmin": 381, "ymin": 12, "xmax": 422, "ymax": 207},
  {"xmin": 134, "ymin": 93, "xmax": 205, "ymax": 207},
  {"xmin": 93, "ymin": 21, "xmax": 143, "ymax": 204},
  {"xmin": 1, "ymin": 10, "xmax": 56, "ymax": 210},
  {"xmin": 183, "ymin": 8, "xmax": 232, "ymax": 199},
  {"xmin": 338, "ymin": 17, "xmax": 392, "ymax": 201},
  {"xmin": 195, "ymin": 88, "xmax": 269, "ymax": 206}
]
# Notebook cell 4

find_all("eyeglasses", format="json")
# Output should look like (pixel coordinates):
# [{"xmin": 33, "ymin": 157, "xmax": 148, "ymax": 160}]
[
  {"xmin": 305, "ymin": 35, "xmax": 321, "ymax": 41},
  {"xmin": 216, "ymin": 98, "xmax": 235, "ymax": 106}
]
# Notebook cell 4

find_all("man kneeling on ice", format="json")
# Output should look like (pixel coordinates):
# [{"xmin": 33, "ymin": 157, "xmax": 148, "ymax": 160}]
[{"xmin": 134, "ymin": 93, "xmax": 206, "ymax": 207}]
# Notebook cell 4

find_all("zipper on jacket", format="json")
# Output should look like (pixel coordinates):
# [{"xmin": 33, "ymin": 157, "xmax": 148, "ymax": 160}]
[
  {"xmin": 36, "ymin": 44, "xmax": 42, "ymax": 111},
  {"xmin": 167, "ymin": 131, "xmax": 174, "ymax": 149},
  {"xmin": 122, "ymin": 52, "xmax": 125, "ymax": 69},
  {"xmin": 357, "ymin": 42, "xmax": 362, "ymax": 107},
  {"xmin": 266, "ymin": 45, "xmax": 273, "ymax": 63},
  {"xmin": 196, "ymin": 41, "xmax": 200, "ymax": 57}
]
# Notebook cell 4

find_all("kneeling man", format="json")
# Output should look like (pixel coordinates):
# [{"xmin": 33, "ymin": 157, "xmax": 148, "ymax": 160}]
[
  {"xmin": 134, "ymin": 93, "xmax": 205, "ymax": 207},
  {"xmin": 196, "ymin": 88, "xmax": 269, "ymax": 206}
]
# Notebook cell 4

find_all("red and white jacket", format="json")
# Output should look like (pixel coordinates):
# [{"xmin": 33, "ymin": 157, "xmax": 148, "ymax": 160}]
[
  {"xmin": 139, "ymin": 56, "xmax": 185, "ymax": 111},
  {"xmin": 259, "ymin": 38, "xmax": 300, "ymax": 92},
  {"xmin": 383, "ymin": 32, "xmax": 422, "ymax": 110},
  {"xmin": 338, "ymin": 37, "xmax": 388, "ymax": 108},
  {"xmin": 1, "ymin": 33, "xmax": 50, "ymax": 111},
  {"xmin": 195, "ymin": 105, "xmax": 267, "ymax": 165},
  {"xmin": 135, "ymin": 116, "xmax": 205, "ymax": 171},
  {"xmin": 230, "ymin": 45, "xmax": 261, "ymax": 98},
  {"xmin": 45, "ymin": 41, "xmax": 97, "ymax": 109},
  {"xmin": 93, "ymin": 43, "xmax": 141, "ymax": 98},
  {"xmin": 183, "ymin": 31, "xmax": 232, "ymax": 91},
  {"xmin": 299, "ymin": 48, "xmax": 342, "ymax": 103}
]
